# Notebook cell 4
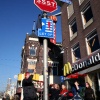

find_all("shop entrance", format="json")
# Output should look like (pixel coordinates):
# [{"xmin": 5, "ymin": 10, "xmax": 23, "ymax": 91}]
[
  {"xmin": 88, "ymin": 71, "xmax": 100, "ymax": 100},
  {"xmin": 67, "ymin": 77, "xmax": 85, "ymax": 90},
  {"xmin": 94, "ymin": 72, "xmax": 100, "ymax": 100}
]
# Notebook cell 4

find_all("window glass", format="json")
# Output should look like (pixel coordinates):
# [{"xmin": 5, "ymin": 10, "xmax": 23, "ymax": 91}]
[
  {"xmin": 81, "ymin": 2, "xmax": 93, "ymax": 28},
  {"xmin": 71, "ymin": 22, "xmax": 77, "ymax": 33},
  {"xmin": 72, "ymin": 43, "xmax": 81, "ymax": 62},
  {"xmin": 30, "ymin": 46, "xmax": 36, "ymax": 56},
  {"xmin": 53, "ymin": 67, "xmax": 57, "ymax": 75},
  {"xmin": 83, "ymin": 7, "xmax": 93, "ymax": 22},
  {"xmin": 86, "ymin": 30, "xmax": 100, "ymax": 54},
  {"xmin": 28, "ymin": 69, "xmax": 34, "ymax": 73},
  {"xmin": 67, "ymin": 4, "xmax": 74, "ymax": 19},
  {"xmin": 69, "ymin": 18, "xmax": 78, "ymax": 39}
]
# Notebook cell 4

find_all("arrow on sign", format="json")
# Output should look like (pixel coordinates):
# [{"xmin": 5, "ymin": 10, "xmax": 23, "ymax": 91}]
[{"xmin": 42, "ymin": 22, "xmax": 45, "ymax": 26}]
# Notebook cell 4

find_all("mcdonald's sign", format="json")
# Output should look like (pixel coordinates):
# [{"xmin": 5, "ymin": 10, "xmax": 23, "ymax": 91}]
[{"xmin": 63, "ymin": 62, "xmax": 72, "ymax": 76}]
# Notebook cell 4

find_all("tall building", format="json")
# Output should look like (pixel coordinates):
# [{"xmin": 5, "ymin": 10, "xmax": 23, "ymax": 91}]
[
  {"xmin": 20, "ymin": 30, "xmax": 63, "ymax": 76},
  {"xmin": 20, "ymin": 30, "xmax": 39, "ymax": 74},
  {"xmin": 56, "ymin": 0, "xmax": 100, "ymax": 99},
  {"xmin": 6, "ymin": 78, "xmax": 11, "ymax": 92}
]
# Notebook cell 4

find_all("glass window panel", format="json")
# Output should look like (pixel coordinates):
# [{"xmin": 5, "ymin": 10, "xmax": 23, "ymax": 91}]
[
  {"xmin": 53, "ymin": 67, "xmax": 57, "ymax": 75},
  {"xmin": 71, "ymin": 22, "xmax": 77, "ymax": 34},
  {"xmin": 84, "ymin": 7, "xmax": 93, "ymax": 22},
  {"xmin": 86, "ymin": 30, "xmax": 100, "ymax": 54},
  {"xmin": 30, "ymin": 46, "xmax": 36, "ymax": 56},
  {"xmin": 72, "ymin": 43, "xmax": 81, "ymax": 62}
]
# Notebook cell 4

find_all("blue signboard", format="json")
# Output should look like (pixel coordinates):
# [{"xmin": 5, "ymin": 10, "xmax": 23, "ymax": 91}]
[
  {"xmin": 60, "ymin": 76, "xmax": 64, "ymax": 83},
  {"xmin": 38, "ymin": 18, "xmax": 54, "ymax": 38}
]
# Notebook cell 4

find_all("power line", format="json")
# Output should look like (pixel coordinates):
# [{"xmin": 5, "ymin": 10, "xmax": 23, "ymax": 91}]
[{"xmin": 0, "ymin": 59, "xmax": 20, "ymax": 61}]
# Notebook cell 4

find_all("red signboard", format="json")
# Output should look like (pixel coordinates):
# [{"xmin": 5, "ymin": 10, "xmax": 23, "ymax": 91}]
[
  {"xmin": 50, "ymin": 23, "xmax": 56, "ymax": 44},
  {"xmin": 34, "ymin": 0, "xmax": 57, "ymax": 13},
  {"xmin": 49, "ymin": 16, "xmax": 57, "ymax": 44}
]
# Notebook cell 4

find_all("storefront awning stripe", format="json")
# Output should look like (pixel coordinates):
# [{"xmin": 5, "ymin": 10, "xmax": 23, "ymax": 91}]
[{"xmin": 66, "ymin": 73, "xmax": 87, "ymax": 79}]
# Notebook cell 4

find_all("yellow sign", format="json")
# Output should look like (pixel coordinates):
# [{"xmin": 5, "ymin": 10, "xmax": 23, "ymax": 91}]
[
  {"xmin": 17, "ymin": 73, "xmax": 40, "ymax": 81},
  {"xmin": 33, "ymin": 74, "xmax": 40, "ymax": 81},
  {"xmin": 63, "ymin": 62, "xmax": 72, "ymax": 76}
]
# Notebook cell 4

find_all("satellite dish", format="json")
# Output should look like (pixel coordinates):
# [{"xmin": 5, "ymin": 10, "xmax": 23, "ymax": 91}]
[{"xmin": 14, "ymin": 75, "xmax": 18, "ymax": 79}]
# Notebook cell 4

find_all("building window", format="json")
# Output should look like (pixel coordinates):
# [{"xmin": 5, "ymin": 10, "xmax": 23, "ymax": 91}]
[
  {"xmin": 78, "ymin": 0, "xmax": 84, "ymax": 5},
  {"xmin": 30, "ymin": 46, "xmax": 36, "ymax": 56},
  {"xmin": 53, "ymin": 67, "xmax": 58, "ymax": 75},
  {"xmin": 69, "ymin": 18, "xmax": 78, "ymax": 41},
  {"xmin": 17, "ymin": 81, "xmax": 21, "ymax": 87},
  {"xmin": 72, "ymin": 43, "xmax": 81, "ymax": 63},
  {"xmin": 81, "ymin": 2, "xmax": 93, "ymax": 29},
  {"xmin": 52, "ymin": 62, "xmax": 58, "ymax": 75},
  {"xmin": 28, "ymin": 69, "xmax": 34, "ymax": 73},
  {"xmin": 67, "ymin": 3, "xmax": 74, "ymax": 19},
  {"xmin": 86, "ymin": 30, "xmax": 100, "ymax": 55},
  {"xmin": 28, "ymin": 60, "xmax": 36, "ymax": 65}
]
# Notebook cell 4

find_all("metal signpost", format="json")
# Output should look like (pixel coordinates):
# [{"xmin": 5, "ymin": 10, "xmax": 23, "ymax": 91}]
[
  {"xmin": 39, "ymin": 13, "xmax": 54, "ymax": 100},
  {"xmin": 34, "ymin": 0, "xmax": 57, "ymax": 99}
]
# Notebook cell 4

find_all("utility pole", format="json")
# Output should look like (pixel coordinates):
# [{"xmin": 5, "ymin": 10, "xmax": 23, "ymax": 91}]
[{"xmin": 43, "ymin": 12, "xmax": 48, "ymax": 100}]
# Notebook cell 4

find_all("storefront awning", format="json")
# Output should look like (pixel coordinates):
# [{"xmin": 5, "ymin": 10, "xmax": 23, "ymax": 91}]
[{"xmin": 66, "ymin": 73, "xmax": 87, "ymax": 79}]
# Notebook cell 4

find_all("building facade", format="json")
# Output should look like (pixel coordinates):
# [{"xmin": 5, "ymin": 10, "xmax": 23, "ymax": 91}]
[
  {"xmin": 20, "ymin": 30, "xmax": 63, "ymax": 76},
  {"xmin": 59, "ymin": 0, "xmax": 100, "ymax": 99}
]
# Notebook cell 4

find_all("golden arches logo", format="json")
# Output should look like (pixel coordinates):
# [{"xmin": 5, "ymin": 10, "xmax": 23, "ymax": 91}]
[{"xmin": 63, "ymin": 62, "xmax": 72, "ymax": 76}]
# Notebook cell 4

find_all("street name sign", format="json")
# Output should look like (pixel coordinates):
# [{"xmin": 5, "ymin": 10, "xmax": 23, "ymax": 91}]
[
  {"xmin": 38, "ymin": 18, "xmax": 54, "ymax": 38},
  {"xmin": 34, "ymin": 0, "xmax": 57, "ymax": 13}
]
